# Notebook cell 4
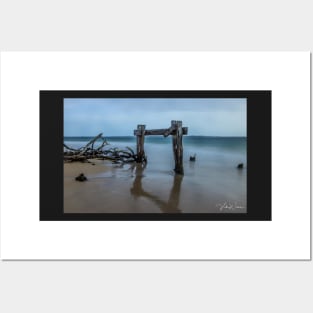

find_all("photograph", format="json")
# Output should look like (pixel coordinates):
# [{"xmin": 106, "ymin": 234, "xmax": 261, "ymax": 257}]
[{"xmin": 63, "ymin": 98, "xmax": 247, "ymax": 214}]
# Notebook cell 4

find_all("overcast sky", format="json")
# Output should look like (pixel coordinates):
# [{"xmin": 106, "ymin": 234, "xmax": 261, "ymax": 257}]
[{"xmin": 64, "ymin": 98, "xmax": 246, "ymax": 136}]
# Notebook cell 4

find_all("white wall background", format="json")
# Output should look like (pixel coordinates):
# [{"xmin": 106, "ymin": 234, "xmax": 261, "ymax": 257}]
[{"xmin": 0, "ymin": 1, "xmax": 312, "ymax": 312}]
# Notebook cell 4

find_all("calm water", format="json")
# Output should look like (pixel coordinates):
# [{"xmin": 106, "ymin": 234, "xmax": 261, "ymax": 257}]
[
  {"xmin": 64, "ymin": 136, "xmax": 246, "ymax": 169},
  {"xmin": 64, "ymin": 136, "xmax": 247, "ymax": 213}
]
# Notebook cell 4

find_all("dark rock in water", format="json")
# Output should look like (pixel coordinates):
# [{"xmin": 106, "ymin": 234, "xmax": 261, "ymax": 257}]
[
  {"xmin": 75, "ymin": 173, "xmax": 87, "ymax": 181},
  {"xmin": 237, "ymin": 163, "xmax": 244, "ymax": 169},
  {"xmin": 189, "ymin": 154, "xmax": 196, "ymax": 162}
]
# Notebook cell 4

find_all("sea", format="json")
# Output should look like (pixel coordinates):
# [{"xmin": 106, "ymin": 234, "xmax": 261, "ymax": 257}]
[{"xmin": 64, "ymin": 136, "xmax": 247, "ymax": 213}]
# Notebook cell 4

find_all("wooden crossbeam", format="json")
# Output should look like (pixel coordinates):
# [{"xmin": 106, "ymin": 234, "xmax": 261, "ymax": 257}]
[{"xmin": 134, "ymin": 127, "xmax": 188, "ymax": 137}]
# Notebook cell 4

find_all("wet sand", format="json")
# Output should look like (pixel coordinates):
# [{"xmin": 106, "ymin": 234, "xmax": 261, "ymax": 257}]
[{"xmin": 64, "ymin": 159, "xmax": 246, "ymax": 214}]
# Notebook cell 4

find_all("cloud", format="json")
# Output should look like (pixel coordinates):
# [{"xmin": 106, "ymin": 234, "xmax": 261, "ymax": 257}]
[{"xmin": 64, "ymin": 98, "xmax": 246, "ymax": 136}]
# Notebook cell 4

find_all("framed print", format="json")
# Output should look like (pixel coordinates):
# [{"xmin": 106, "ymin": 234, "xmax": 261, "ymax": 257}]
[
  {"xmin": 40, "ymin": 90, "xmax": 271, "ymax": 221},
  {"xmin": 0, "ymin": 52, "xmax": 310, "ymax": 260}
]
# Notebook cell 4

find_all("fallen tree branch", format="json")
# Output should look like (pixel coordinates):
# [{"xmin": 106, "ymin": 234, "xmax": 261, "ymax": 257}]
[{"xmin": 64, "ymin": 133, "xmax": 138, "ymax": 164}]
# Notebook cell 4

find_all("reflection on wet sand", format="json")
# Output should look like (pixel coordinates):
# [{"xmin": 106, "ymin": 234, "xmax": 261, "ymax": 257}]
[{"xmin": 130, "ymin": 163, "xmax": 183, "ymax": 213}]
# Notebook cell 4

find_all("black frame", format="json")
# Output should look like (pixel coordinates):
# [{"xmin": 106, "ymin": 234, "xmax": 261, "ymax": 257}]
[{"xmin": 40, "ymin": 90, "xmax": 271, "ymax": 221}]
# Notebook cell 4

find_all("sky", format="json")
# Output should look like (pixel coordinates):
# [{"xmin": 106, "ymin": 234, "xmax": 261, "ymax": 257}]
[{"xmin": 64, "ymin": 98, "xmax": 247, "ymax": 136}]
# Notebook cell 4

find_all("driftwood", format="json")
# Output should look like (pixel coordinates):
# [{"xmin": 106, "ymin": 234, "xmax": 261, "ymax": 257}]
[
  {"xmin": 64, "ymin": 133, "xmax": 107, "ymax": 155},
  {"xmin": 64, "ymin": 133, "xmax": 138, "ymax": 164}
]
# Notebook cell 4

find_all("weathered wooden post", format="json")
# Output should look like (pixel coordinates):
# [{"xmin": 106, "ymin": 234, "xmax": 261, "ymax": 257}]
[
  {"xmin": 136, "ymin": 124, "xmax": 146, "ymax": 163},
  {"xmin": 171, "ymin": 120, "xmax": 184, "ymax": 175},
  {"xmin": 133, "ymin": 121, "xmax": 187, "ymax": 172}
]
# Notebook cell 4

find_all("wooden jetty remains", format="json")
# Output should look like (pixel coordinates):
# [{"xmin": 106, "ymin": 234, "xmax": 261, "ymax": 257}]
[{"xmin": 134, "ymin": 120, "xmax": 188, "ymax": 175}]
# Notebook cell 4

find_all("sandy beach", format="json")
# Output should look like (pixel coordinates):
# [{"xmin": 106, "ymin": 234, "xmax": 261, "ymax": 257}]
[
  {"xmin": 64, "ymin": 155, "xmax": 247, "ymax": 214},
  {"xmin": 64, "ymin": 160, "xmax": 140, "ymax": 213},
  {"xmin": 64, "ymin": 159, "xmax": 183, "ymax": 213}
]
